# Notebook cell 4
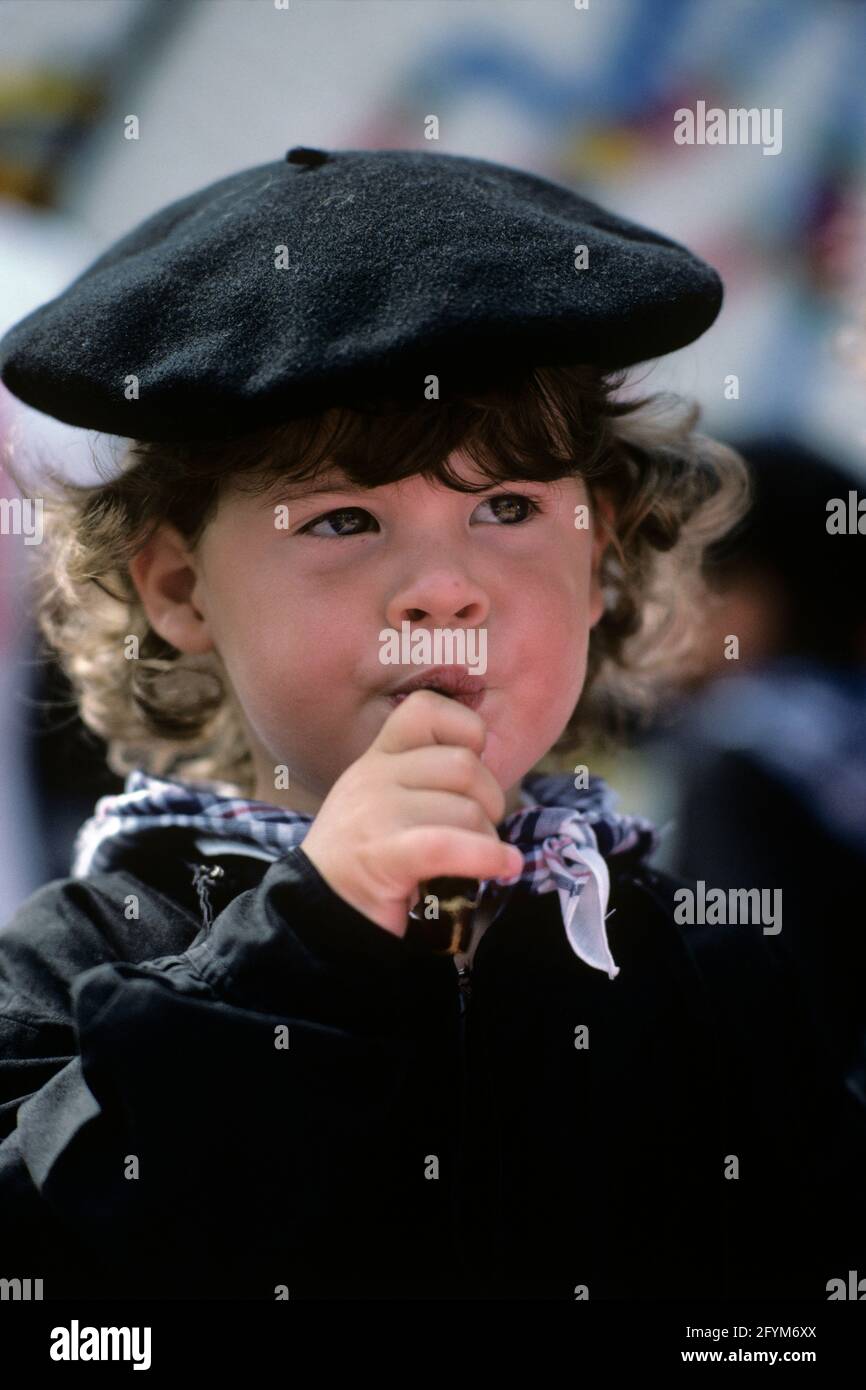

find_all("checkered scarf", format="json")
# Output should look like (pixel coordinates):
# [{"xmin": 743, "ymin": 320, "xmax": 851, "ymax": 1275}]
[{"xmin": 71, "ymin": 767, "xmax": 661, "ymax": 979}]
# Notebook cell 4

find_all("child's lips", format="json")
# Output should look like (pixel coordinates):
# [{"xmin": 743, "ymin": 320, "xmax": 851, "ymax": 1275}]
[{"xmin": 385, "ymin": 688, "xmax": 487, "ymax": 712}]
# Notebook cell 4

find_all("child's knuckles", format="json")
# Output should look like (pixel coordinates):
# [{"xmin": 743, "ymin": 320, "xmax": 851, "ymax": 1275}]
[
  {"xmin": 444, "ymin": 744, "xmax": 480, "ymax": 790},
  {"xmin": 474, "ymin": 769, "xmax": 505, "ymax": 822},
  {"xmin": 466, "ymin": 801, "xmax": 497, "ymax": 836}
]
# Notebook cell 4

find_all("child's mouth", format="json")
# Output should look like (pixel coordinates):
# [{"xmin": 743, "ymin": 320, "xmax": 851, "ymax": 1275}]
[
  {"xmin": 384, "ymin": 667, "xmax": 488, "ymax": 711},
  {"xmin": 386, "ymin": 688, "xmax": 486, "ymax": 712}
]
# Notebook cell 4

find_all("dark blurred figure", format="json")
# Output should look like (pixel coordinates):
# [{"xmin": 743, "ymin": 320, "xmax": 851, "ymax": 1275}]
[
  {"xmin": 684, "ymin": 435, "xmax": 866, "ymax": 682},
  {"xmin": 666, "ymin": 435, "xmax": 866, "ymax": 877},
  {"xmin": 652, "ymin": 435, "xmax": 866, "ymax": 1297}
]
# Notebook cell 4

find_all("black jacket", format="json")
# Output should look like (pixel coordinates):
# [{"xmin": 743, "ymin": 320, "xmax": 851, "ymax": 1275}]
[{"xmin": 0, "ymin": 829, "xmax": 862, "ymax": 1300}]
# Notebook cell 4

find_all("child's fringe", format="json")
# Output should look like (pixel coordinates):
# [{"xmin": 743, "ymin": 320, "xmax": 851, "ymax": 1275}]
[{"xmin": 1, "ymin": 363, "xmax": 751, "ymax": 796}]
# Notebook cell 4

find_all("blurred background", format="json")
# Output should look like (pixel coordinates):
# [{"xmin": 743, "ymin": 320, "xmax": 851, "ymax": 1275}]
[{"xmin": 0, "ymin": 0, "xmax": 864, "ymax": 917}]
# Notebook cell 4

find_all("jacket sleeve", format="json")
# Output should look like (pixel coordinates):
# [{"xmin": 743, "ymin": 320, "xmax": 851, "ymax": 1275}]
[{"xmin": 0, "ymin": 847, "xmax": 459, "ymax": 1298}]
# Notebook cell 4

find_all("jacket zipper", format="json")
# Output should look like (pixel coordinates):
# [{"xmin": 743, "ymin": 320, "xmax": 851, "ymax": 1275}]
[
  {"xmin": 455, "ymin": 960, "xmax": 472, "ymax": 1013},
  {"xmin": 455, "ymin": 956, "xmax": 473, "ymax": 1062},
  {"xmin": 191, "ymin": 862, "xmax": 225, "ymax": 933}
]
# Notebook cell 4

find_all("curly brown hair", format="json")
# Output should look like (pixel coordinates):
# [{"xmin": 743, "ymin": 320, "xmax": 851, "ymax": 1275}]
[{"xmin": 3, "ymin": 362, "xmax": 749, "ymax": 796}]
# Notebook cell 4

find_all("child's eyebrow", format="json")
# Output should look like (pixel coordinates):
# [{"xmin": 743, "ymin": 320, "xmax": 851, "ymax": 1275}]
[
  {"xmin": 257, "ymin": 470, "xmax": 555, "ymax": 506},
  {"xmin": 259, "ymin": 472, "xmax": 357, "ymax": 503},
  {"xmin": 287, "ymin": 480, "xmax": 355, "ymax": 498}
]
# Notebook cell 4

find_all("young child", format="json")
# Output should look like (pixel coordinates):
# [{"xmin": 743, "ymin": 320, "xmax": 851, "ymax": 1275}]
[{"xmin": 0, "ymin": 148, "xmax": 852, "ymax": 1301}]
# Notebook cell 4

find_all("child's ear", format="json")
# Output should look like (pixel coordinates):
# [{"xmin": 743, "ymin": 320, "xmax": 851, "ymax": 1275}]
[
  {"xmin": 128, "ymin": 522, "xmax": 214, "ymax": 655},
  {"xmin": 588, "ymin": 487, "xmax": 617, "ymax": 630}
]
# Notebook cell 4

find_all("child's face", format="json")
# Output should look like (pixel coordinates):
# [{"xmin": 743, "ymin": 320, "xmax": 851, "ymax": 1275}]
[{"xmin": 133, "ymin": 451, "xmax": 611, "ymax": 822}]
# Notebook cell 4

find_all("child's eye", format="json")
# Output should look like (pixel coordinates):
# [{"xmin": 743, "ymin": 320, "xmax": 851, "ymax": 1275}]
[
  {"xmin": 298, "ymin": 493, "xmax": 543, "ymax": 539},
  {"xmin": 299, "ymin": 506, "xmax": 374, "ymax": 538},
  {"xmin": 475, "ymin": 493, "xmax": 543, "ymax": 525}
]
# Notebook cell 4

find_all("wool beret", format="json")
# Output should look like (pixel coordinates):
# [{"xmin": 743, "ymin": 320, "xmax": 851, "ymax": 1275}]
[{"xmin": 0, "ymin": 146, "xmax": 724, "ymax": 443}]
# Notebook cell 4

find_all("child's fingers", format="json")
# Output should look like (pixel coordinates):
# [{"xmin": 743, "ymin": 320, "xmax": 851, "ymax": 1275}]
[
  {"xmin": 379, "ymin": 788, "xmax": 501, "ymax": 841},
  {"xmin": 389, "ymin": 825, "xmax": 523, "ymax": 891},
  {"xmin": 373, "ymin": 687, "xmax": 487, "ymax": 760},
  {"xmin": 390, "ymin": 744, "xmax": 506, "ymax": 829}
]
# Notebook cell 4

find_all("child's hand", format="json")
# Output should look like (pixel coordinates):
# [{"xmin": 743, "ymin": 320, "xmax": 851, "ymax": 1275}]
[{"xmin": 300, "ymin": 689, "xmax": 524, "ymax": 938}]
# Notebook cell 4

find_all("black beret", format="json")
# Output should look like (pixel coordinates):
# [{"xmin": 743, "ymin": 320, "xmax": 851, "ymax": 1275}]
[{"xmin": 0, "ymin": 146, "xmax": 723, "ymax": 443}]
